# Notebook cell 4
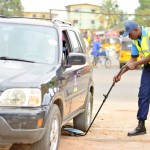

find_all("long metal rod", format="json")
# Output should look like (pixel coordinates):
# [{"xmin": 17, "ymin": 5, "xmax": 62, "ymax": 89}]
[
  {"xmin": 81, "ymin": 82, "xmax": 115, "ymax": 136},
  {"xmin": 75, "ymin": 66, "xmax": 126, "ymax": 136}
]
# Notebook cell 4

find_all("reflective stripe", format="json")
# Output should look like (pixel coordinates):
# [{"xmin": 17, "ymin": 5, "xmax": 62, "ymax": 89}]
[
  {"xmin": 145, "ymin": 27, "xmax": 150, "ymax": 49},
  {"xmin": 141, "ymin": 50, "xmax": 149, "ymax": 52},
  {"xmin": 133, "ymin": 27, "xmax": 150, "ymax": 58}
]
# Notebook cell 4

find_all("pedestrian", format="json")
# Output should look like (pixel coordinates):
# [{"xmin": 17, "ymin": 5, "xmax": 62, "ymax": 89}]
[
  {"xmin": 91, "ymin": 36, "xmax": 101, "ymax": 66},
  {"xmin": 113, "ymin": 20, "xmax": 150, "ymax": 136}
]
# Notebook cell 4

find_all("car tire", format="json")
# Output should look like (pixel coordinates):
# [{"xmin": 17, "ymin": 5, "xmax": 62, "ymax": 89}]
[
  {"xmin": 73, "ymin": 92, "xmax": 93, "ymax": 132},
  {"xmin": 31, "ymin": 104, "xmax": 61, "ymax": 150}
]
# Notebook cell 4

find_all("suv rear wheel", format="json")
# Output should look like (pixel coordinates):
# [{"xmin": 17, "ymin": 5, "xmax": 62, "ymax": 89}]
[
  {"xmin": 73, "ymin": 92, "xmax": 93, "ymax": 132},
  {"xmin": 31, "ymin": 104, "xmax": 61, "ymax": 150}
]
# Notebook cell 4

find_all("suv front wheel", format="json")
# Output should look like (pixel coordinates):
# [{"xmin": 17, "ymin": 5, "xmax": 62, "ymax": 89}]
[
  {"xmin": 73, "ymin": 92, "xmax": 93, "ymax": 132},
  {"xmin": 32, "ymin": 104, "xmax": 61, "ymax": 150}
]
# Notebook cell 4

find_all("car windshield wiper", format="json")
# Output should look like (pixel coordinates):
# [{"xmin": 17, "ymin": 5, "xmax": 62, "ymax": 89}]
[{"xmin": 0, "ymin": 56, "xmax": 35, "ymax": 63}]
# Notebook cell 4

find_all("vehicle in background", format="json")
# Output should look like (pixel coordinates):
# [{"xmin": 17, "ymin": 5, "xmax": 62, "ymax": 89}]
[
  {"xmin": 119, "ymin": 37, "xmax": 132, "ymax": 68},
  {"xmin": 92, "ymin": 48, "xmax": 111, "ymax": 68},
  {"xmin": 100, "ymin": 36, "xmax": 121, "ymax": 55},
  {"xmin": 119, "ymin": 37, "xmax": 142, "ymax": 69}
]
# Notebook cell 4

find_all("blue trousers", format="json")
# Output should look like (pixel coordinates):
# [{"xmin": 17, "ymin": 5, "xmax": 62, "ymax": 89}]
[{"xmin": 137, "ymin": 66, "xmax": 150, "ymax": 120}]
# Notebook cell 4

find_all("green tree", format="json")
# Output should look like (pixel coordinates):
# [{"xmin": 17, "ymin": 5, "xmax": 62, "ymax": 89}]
[
  {"xmin": 98, "ymin": 0, "xmax": 126, "ymax": 30},
  {"xmin": 0, "ymin": 0, "xmax": 23, "ymax": 16},
  {"xmin": 135, "ymin": 0, "xmax": 150, "ymax": 27}
]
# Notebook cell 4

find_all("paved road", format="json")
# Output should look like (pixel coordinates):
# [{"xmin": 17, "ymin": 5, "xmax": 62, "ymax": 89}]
[{"xmin": 60, "ymin": 65, "xmax": 150, "ymax": 150}]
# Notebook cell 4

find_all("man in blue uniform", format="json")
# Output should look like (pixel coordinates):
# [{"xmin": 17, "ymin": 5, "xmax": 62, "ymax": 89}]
[{"xmin": 113, "ymin": 20, "xmax": 150, "ymax": 136}]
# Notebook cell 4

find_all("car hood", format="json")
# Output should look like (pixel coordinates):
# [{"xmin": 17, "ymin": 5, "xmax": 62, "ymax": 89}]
[{"xmin": 0, "ymin": 60, "xmax": 56, "ymax": 90}]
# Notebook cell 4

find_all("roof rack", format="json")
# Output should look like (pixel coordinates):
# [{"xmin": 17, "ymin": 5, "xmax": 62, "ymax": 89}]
[
  {"xmin": 0, "ymin": 15, "xmax": 52, "ymax": 20},
  {"xmin": 0, "ymin": 16, "xmax": 71, "ymax": 26},
  {"xmin": 51, "ymin": 18, "xmax": 71, "ymax": 26}
]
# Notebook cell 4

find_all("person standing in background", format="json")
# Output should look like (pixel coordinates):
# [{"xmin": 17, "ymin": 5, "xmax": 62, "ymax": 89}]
[{"xmin": 91, "ymin": 36, "xmax": 101, "ymax": 67}]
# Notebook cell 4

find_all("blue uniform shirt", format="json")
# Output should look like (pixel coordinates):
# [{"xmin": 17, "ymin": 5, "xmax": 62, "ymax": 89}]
[{"xmin": 131, "ymin": 27, "xmax": 147, "ymax": 58}]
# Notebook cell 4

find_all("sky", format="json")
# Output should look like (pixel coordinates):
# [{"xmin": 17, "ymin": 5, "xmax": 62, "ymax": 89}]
[{"xmin": 21, "ymin": 0, "xmax": 140, "ymax": 14}]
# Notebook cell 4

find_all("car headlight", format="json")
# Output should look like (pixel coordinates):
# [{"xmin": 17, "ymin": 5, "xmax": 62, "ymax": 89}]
[{"xmin": 0, "ymin": 88, "xmax": 41, "ymax": 107}]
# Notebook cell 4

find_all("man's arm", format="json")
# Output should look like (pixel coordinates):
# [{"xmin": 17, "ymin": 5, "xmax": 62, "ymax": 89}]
[
  {"xmin": 113, "ymin": 42, "xmax": 138, "ymax": 82},
  {"xmin": 127, "ymin": 55, "xmax": 150, "ymax": 70},
  {"xmin": 121, "ymin": 57, "xmax": 137, "ymax": 74},
  {"xmin": 126, "ymin": 42, "xmax": 140, "ymax": 70},
  {"xmin": 113, "ymin": 57, "xmax": 137, "ymax": 82}
]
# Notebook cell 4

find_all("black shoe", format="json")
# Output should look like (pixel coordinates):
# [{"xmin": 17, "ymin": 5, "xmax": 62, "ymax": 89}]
[{"xmin": 128, "ymin": 120, "xmax": 146, "ymax": 136}]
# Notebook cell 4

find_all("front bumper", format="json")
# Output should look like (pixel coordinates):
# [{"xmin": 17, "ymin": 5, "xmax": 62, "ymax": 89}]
[{"xmin": 0, "ymin": 107, "xmax": 46, "ymax": 146}]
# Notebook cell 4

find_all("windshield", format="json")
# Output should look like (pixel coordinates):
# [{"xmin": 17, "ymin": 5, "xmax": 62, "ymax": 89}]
[
  {"xmin": 106, "ymin": 37, "xmax": 120, "ymax": 44},
  {"xmin": 101, "ymin": 37, "xmax": 120, "ymax": 44},
  {"xmin": 122, "ymin": 41, "xmax": 132, "ymax": 50},
  {"xmin": 0, "ymin": 23, "xmax": 58, "ymax": 64}
]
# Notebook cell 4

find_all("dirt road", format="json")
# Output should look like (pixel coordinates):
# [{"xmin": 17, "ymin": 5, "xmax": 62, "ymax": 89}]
[
  {"xmin": 59, "ymin": 67, "xmax": 150, "ymax": 150},
  {"xmin": 60, "ymin": 100, "xmax": 150, "ymax": 150}
]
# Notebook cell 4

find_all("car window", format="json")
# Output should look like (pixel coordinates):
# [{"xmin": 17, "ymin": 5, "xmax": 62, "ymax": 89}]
[
  {"xmin": 101, "ymin": 37, "xmax": 120, "ymax": 44},
  {"xmin": 78, "ymin": 31, "xmax": 86, "ymax": 53},
  {"xmin": 62, "ymin": 31, "xmax": 69, "ymax": 65},
  {"xmin": 122, "ymin": 41, "xmax": 132, "ymax": 50},
  {"xmin": 68, "ymin": 30, "xmax": 82, "ymax": 53},
  {"xmin": 0, "ymin": 23, "xmax": 58, "ymax": 64},
  {"xmin": 106, "ymin": 37, "xmax": 120, "ymax": 44}
]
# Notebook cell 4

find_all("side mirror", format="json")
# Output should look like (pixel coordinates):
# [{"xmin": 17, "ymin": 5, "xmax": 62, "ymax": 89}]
[{"xmin": 67, "ymin": 52, "xmax": 86, "ymax": 65}]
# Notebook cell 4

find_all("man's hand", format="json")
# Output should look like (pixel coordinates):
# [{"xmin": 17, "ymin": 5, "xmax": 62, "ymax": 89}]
[
  {"xmin": 113, "ymin": 74, "xmax": 121, "ymax": 83},
  {"xmin": 113, "ymin": 65, "xmax": 128, "ymax": 83},
  {"xmin": 126, "ymin": 62, "xmax": 137, "ymax": 70}
]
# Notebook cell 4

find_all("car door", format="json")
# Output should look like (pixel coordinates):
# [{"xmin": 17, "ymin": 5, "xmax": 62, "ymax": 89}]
[{"xmin": 66, "ymin": 29, "xmax": 91, "ymax": 113}]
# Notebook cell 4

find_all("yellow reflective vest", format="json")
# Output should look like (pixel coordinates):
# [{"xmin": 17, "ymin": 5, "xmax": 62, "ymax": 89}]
[{"xmin": 133, "ymin": 27, "xmax": 150, "ymax": 58}]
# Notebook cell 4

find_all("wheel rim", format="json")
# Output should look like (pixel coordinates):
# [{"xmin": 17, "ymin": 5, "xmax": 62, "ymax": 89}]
[
  {"xmin": 105, "ymin": 60, "xmax": 111, "ymax": 68},
  {"xmin": 50, "ymin": 115, "xmax": 59, "ymax": 150}
]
